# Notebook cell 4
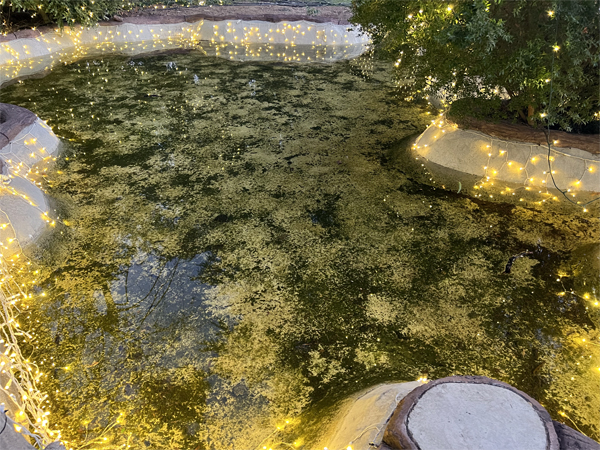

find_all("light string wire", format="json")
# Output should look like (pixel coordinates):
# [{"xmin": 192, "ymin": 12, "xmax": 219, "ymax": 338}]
[
  {"xmin": 0, "ymin": 124, "xmax": 60, "ymax": 447},
  {"xmin": 545, "ymin": 2, "xmax": 600, "ymax": 207},
  {"xmin": 0, "ymin": 255, "xmax": 56, "ymax": 448},
  {"xmin": 472, "ymin": 133, "xmax": 590, "ymax": 200},
  {"xmin": 417, "ymin": 119, "xmax": 594, "ymax": 204}
]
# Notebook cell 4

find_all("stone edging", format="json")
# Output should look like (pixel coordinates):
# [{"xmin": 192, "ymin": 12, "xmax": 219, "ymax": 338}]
[
  {"xmin": 414, "ymin": 117, "xmax": 600, "ymax": 193},
  {"xmin": 324, "ymin": 381, "xmax": 422, "ymax": 450},
  {"xmin": 0, "ymin": 104, "xmax": 37, "ymax": 149},
  {"xmin": 0, "ymin": 14, "xmax": 368, "ymax": 87},
  {"xmin": 383, "ymin": 375, "xmax": 560, "ymax": 450},
  {"xmin": 0, "ymin": 5, "xmax": 353, "ymax": 43},
  {"xmin": 0, "ymin": 103, "xmax": 60, "ymax": 255},
  {"xmin": 112, "ymin": 4, "xmax": 353, "ymax": 25},
  {"xmin": 553, "ymin": 420, "xmax": 600, "ymax": 450}
]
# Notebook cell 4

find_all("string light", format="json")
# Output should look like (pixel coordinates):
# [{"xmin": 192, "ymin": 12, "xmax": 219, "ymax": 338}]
[
  {"xmin": 0, "ymin": 19, "xmax": 369, "ymax": 87},
  {"xmin": 0, "ymin": 256, "xmax": 57, "ymax": 446},
  {"xmin": 0, "ymin": 17, "xmax": 367, "ymax": 450},
  {"xmin": 1, "ymin": 11, "xmax": 597, "ymax": 450},
  {"xmin": 414, "ymin": 116, "xmax": 599, "ymax": 206}
]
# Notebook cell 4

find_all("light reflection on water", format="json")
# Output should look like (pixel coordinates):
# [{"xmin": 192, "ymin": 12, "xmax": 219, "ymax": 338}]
[{"xmin": 1, "ymin": 48, "xmax": 598, "ymax": 449}]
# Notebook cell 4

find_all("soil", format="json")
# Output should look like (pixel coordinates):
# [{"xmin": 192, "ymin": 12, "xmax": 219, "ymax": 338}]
[
  {"xmin": 449, "ymin": 116, "xmax": 599, "ymax": 156},
  {"xmin": 112, "ymin": 4, "xmax": 352, "ymax": 25}
]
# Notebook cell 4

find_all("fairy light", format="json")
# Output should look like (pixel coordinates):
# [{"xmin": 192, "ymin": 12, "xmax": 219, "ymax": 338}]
[
  {"xmin": 0, "ymin": 254, "xmax": 57, "ymax": 446},
  {"xmin": 1, "ymin": 14, "xmax": 597, "ymax": 449},
  {"xmin": 0, "ymin": 17, "xmax": 378, "ymax": 450},
  {"xmin": 415, "ymin": 114, "xmax": 599, "ymax": 209}
]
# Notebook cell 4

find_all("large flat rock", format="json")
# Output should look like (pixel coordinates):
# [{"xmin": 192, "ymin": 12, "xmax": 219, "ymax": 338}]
[
  {"xmin": 408, "ymin": 383, "xmax": 549, "ymax": 450},
  {"xmin": 384, "ymin": 376, "xmax": 559, "ymax": 450}
]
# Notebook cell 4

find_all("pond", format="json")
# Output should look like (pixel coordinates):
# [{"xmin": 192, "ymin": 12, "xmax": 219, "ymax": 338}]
[{"xmin": 1, "ymin": 47, "xmax": 599, "ymax": 449}]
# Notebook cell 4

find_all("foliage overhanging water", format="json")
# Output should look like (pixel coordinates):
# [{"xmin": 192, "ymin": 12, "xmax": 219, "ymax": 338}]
[{"xmin": 1, "ymin": 49, "xmax": 599, "ymax": 449}]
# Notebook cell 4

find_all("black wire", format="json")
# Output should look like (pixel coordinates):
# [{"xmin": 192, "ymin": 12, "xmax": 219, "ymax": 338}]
[
  {"xmin": 545, "ymin": 2, "xmax": 600, "ymax": 208},
  {"xmin": 0, "ymin": 411, "xmax": 8, "ymax": 436}
]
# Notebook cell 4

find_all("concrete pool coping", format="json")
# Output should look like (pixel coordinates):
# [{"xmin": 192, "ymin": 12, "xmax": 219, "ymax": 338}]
[
  {"xmin": 0, "ymin": 4, "xmax": 355, "ymax": 45},
  {"xmin": 414, "ymin": 116, "xmax": 600, "ymax": 194},
  {"xmin": 0, "ymin": 4, "xmax": 354, "ymax": 43},
  {"xmin": 103, "ymin": 4, "xmax": 354, "ymax": 25},
  {"xmin": 383, "ymin": 376, "xmax": 559, "ymax": 450},
  {"xmin": 0, "ymin": 103, "xmax": 58, "ymax": 256},
  {"xmin": 445, "ymin": 115, "xmax": 599, "ymax": 155},
  {"xmin": 0, "ymin": 10, "xmax": 369, "ymax": 88}
]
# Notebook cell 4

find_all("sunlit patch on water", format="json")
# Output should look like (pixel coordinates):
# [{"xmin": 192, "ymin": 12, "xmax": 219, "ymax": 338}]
[{"xmin": 1, "ymin": 49, "xmax": 598, "ymax": 449}]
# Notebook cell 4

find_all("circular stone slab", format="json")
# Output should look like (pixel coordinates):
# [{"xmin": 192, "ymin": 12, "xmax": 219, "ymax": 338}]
[
  {"xmin": 383, "ymin": 376, "xmax": 559, "ymax": 450},
  {"xmin": 410, "ymin": 383, "xmax": 546, "ymax": 450}
]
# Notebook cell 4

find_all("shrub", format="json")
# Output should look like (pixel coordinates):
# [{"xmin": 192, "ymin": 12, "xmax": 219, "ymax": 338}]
[
  {"xmin": 352, "ymin": 0, "xmax": 600, "ymax": 132},
  {"xmin": 0, "ymin": 0, "xmax": 212, "ymax": 30}
]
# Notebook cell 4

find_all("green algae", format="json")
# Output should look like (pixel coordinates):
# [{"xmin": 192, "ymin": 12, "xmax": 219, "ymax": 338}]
[{"xmin": 1, "ymin": 50, "xmax": 599, "ymax": 449}]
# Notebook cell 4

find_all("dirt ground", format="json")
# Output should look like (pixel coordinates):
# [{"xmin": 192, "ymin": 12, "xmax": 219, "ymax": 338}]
[
  {"xmin": 116, "ymin": 3, "xmax": 353, "ymax": 24},
  {"xmin": 448, "ymin": 116, "xmax": 599, "ymax": 155}
]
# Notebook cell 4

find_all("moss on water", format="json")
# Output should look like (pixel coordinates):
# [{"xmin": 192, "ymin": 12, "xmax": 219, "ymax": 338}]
[{"xmin": 2, "ymin": 51, "xmax": 599, "ymax": 448}]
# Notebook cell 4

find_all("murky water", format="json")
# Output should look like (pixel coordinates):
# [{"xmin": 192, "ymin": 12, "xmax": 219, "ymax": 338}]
[{"xmin": 1, "ymin": 49, "xmax": 599, "ymax": 449}]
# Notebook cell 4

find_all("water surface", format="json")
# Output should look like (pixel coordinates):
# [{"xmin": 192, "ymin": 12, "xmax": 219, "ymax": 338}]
[{"xmin": 2, "ymin": 49, "xmax": 599, "ymax": 448}]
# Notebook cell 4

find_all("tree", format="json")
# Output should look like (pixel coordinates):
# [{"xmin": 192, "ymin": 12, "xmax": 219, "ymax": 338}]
[{"xmin": 352, "ymin": 0, "xmax": 600, "ymax": 132}]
